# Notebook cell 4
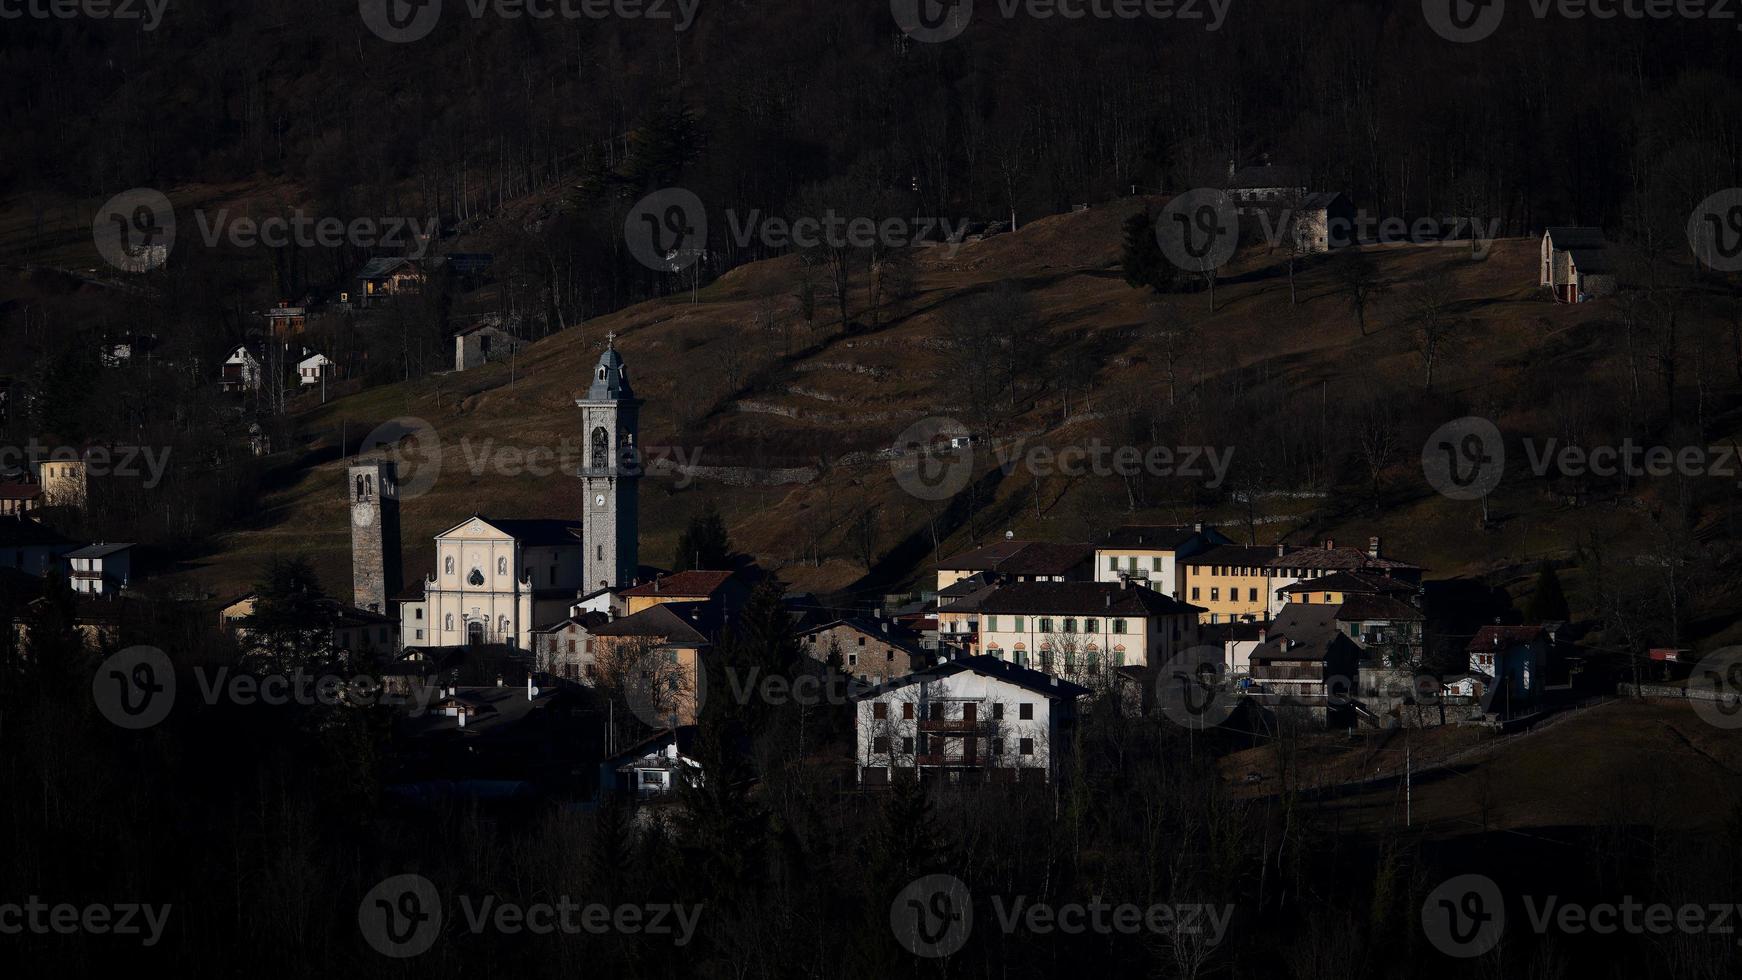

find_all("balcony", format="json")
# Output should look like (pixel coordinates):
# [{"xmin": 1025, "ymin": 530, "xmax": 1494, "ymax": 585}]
[
  {"xmin": 917, "ymin": 718, "xmax": 985, "ymax": 733},
  {"xmin": 913, "ymin": 754, "xmax": 981, "ymax": 768}
]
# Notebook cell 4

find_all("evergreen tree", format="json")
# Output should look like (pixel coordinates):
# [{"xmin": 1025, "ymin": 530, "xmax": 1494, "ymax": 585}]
[
  {"xmin": 1121, "ymin": 209, "xmax": 1166, "ymax": 293},
  {"xmin": 673, "ymin": 500, "xmax": 732, "ymax": 572},
  {"xmin": 246, "ymin": 554, "xmax": 337, "ymax": 670},
  {"xmin": 1526, "ymin": 562, "xmax": 1571, "ymax": 623}
]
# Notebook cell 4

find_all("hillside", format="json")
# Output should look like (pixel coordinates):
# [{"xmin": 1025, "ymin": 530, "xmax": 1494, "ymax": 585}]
[{"xmin": 167, "ymin": 199, "xmax": 1742, "ymax": 647}]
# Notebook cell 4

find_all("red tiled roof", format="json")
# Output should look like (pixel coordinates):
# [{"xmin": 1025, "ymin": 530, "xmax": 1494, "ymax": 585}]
[
  {"xmin": 618, "ymin": 570, "xmax": 735, "ymax": 598},
  {"xmin": 1467, "ymin": 625, "xmax": 1547, "ymax": 653}
]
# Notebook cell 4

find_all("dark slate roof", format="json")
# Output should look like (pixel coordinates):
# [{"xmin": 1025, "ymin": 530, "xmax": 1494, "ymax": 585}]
[
  {"xmin": 591, "ymin": 603, "xmax": 710, "ymax": 646},
  {"xmin": 1199, "ymin": 620, "xmax": 1271, "ymax": 644},
  {"xmin": 937, "ymin": 571, "xmax": 998, "ymax": 599},
  {"xmin": 937, "ymin": 540, "xmax": 1093, "ymax": 577},
  {"xmin": 797, "ymin": 617, "xmax": 928, "ymax": 657},
  {"xmin": 1099, "ymin": 524, "xmax": 1221, "ymax": 550},
  {"xmin": 582, "ymin": 340, "xmax": 635, "ymax": 402},
  {"xmin": 0, "ymin": 517, "xmax": 73, "ymax": 548},
  {"xmin": 1227, "ymin": 163, "xmax": 1307, "ymax": 190},
  {"xmin": 1251, "ymin": 603, "xmax": 1362, "ymax": 663},
  {"xmin": 856, "ymin": 654, "xmax": 1091, "ymax": 701},
  {"xmin": 1180, "ymin": 544, "xmax": 1284, "ymax": 568},
  {"xmin": 1567, "ymin": 248, "xmax": 1613, "ymax": 274},
  {"xmin": 1267, "ymin": 546, "xmax": 1422, "ymax": 573},
  {"xmin": 1331, "ymin": 594, "xmax": 1425, "ymax": 623},
  {"xmin": 1300, "ymin": 191, "xmax": 1348, "ymax": 209},
  {"xmin": 1467, "ymin": 625, "xmax": 1549, "ymax": 653},
  {"xmin": 63, "ymin": 542, "xmax": 133, "ymax": 559},
  {"xmin": 531, "ymin": 610, "xmax": 611, "ymax": 633},
  {"xmin": 477, "ymin": 518, "xmax": 583, "ymax": 547},
  {"xmin": 967, "ymin": 581, "xmax": 1203, "ymax": 618},
  {"xmin": 1544, "ymin": 226, "xmax": 1608, "ymax": 249},
  {"xmin": 1278, "ymin": 570, "xmax": 1416, "ymax": 596},
  {"xmin": 357, "ymin": 257, "xmax": 419, "ymax": 280}
]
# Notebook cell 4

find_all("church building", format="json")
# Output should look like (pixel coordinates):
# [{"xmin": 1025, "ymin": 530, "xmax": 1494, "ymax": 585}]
[{"xmin": 374, "ymin": 337, "xmax": 643, "ymax": 652}]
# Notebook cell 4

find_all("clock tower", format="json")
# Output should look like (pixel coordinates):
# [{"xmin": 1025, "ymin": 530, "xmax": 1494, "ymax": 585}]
[
  {"xmin": 577, "ymin": 334, "xmax": 641, "ymax": 590},
  {"xmin": 349, "ymin": 457, "xmax": 402, "ymax": 613}
]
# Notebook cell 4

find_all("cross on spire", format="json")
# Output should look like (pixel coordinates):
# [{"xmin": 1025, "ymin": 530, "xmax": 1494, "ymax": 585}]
[{"xmin": 606, "ymin": 331, "xmax": 616, "ymax": 350}]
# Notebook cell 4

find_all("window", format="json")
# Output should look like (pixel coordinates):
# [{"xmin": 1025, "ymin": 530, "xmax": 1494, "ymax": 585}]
[
  {"xmin": 1038, "ymin": 618, "xmax": 1052, "ymax": 633},
  {"xmin": 1324, "ymin": 593, "xmax": 1333, "ymax": 603},
  {"xmin": 1019, "ymin": 703, "xmax": 1034, "ymax": 720},
  {"xmin": 887, "ymin": 651, "xmax": 895, "ymax": 662},
  {"xmin": 991, "ymin": 738, "xmax": 1004, "ymax": 756},
  {"xmin": 985, "ymin": 615, "xmax": 997, "ymax": 632},
  {"xmin": 415, "ymin": 629, "xmax": 424, "ymax": 640},
  {"xmin": 902, "ymin": 703, "xmax": 914, "ymax": 720},
  {"xmin": 497, "ymin": 557, "xmax": 508, "ymax": 576},
  {"xmin": 1084, "ymin": 618, "xmax": 1098, "ymax": 633},
  {"xmin": 916, "ymin": 734, "xmax": 929, "ymax": 754},
  {"xmin": 1112, "ymin": 619, "xmax": 1127, "ymax": 634},
  {"xmin": 929, "ymin": 703, "xmax": 945, "ymax": 720},
  {"xmin": 1062, "ymin": 618, "xmax": 1076, "ymax": 634},
  {"xmin": 1108, "ymin": 556, "xmax": 1118, "ymax": 570},
  {"xmin": 1152, "ymin": 557, "xmax": 1162, "ymax": 571},
  {"xmin": 874, "ymin": 702, "xmax": 888, "ymax": 719},
  {"xmin": 445, "ymin": 557, "xmax": 455, "ymax": 575},
  {"xmin": 993, "ymin": 703, "xmax": 1005, "ymax": 720},
  {"xmin": 1191, "ymin": 587, "xmax": 1200, "ymax": 600},
  {"xmin": 848, "ymin": 653, "xmax": 858, "ymax": 666},
  {"xmin": 1019, "ymin": 738, "xmax": 1035, "ymax": 756},
  {"xmin": 1210, "ymin": 588, "xmax": 1220, "ymax": 601},
  {"xmin": 874, "ymin": 736, "xmax": 891, "ymax": 753},
  {"xmin": 415, "ymin": 609, "xmax": 423, "ymax": 620},
  {"xmin": 566, "ymin": 639, "xmax": 576, "ymax": 652},
  {"xmin": 1249, "ymin": 588, "xmax": 1258, "ymax": 602},
  {"xmin": 1014, "ymin": 616, "xmax": 1025, "ymax": 632},
  {"xmin": 901, "ymin": 737, "xmax": 914, "ymax": 754}
]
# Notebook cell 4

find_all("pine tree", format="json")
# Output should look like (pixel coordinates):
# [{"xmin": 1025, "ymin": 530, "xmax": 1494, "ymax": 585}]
[
  {"xmin": 1526, "ymin": 562, "xmax": 1571, "ymax": 623},
  {"xmin": 1121, "ymin": 209, "xmax": 1166, "ymax": 293},
  {"xmin": 673, "ymin": 500, "xmax": 732, "ymax": 572}
]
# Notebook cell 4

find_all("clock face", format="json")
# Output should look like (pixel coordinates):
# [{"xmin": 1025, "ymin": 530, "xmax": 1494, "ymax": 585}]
[
  {"xmin": 351, "ymin": 503, "xmax": 374, "ymax": 528},
  {"xmin": 595, "ymin": 494, "xmax": 606, "ymax": 508}
]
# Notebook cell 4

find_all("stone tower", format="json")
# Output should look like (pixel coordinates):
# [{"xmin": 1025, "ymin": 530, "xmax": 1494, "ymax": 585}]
[
  {"xmin": 577, "ymin": 334, "xmax": 641, "ymax": 590},
  {"xmin": 348, "ymin": 458, "xmax": 402, "ymax": 612}
]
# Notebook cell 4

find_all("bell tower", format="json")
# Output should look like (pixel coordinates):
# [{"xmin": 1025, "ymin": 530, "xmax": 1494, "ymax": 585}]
[
  {"xmin": 577, "ymin": 333, "xmax": 641, "ymax": 590},
  {"xmin": 349, "ymin": 458, "xmax": 402, "ymax": 612}
]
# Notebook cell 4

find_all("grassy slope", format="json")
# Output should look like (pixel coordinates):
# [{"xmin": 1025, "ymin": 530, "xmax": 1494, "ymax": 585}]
[{"xmin": 14, "ymin": 189, "xmax": 1730, "ymax": 630}]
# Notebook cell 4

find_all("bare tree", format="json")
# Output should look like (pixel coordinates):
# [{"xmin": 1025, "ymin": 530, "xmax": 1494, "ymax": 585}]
[{"xmin": 1404, "ymin": 269, "xmax": 1465, "ymax": 391}]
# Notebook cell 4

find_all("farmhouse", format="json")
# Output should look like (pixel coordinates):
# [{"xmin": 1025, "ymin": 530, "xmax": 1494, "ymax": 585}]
[{"xmin": 1540, "ymin": 227, "xmax": 1617, "ymax": 303}]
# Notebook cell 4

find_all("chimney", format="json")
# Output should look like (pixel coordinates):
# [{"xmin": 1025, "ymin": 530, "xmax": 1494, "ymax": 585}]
[
  {"xmin": 1258, "ymin": 628, "xmax": 1267, "ymax": 644},
  {"xmin": 1368, "ymin": 536, "xmax": 1381, "ymax": 559},
  {"xmin": 1275, "ymin": 543, "xmax": 1286, "ymax": 558},
  {"xmin": 457, "ymin": 709, "xmax": 467, "ymax": 729},
  {"xmin": 1193, "ymin": 522, "xmax": 1203, "ymax": 534},
  {"xmin": 1050, "ymin": 676, "xmax": 1059, "ymax": 687},
  {"xmin": 1323, "ymin": 539, "xmax": 1334, "ymax": 551}
]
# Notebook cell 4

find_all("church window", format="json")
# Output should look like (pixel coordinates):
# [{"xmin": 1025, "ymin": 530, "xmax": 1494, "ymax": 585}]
[
  {"xmin": 591, "ymin": 427, "xmax": 609, "ymax": 470},
  {"xmin": 468, "ymin": 568, "xmax": 484, "ymax": 586},
  {"xmin": 497, "ymin": 557, "xmax": 507, "ymax": 576}
]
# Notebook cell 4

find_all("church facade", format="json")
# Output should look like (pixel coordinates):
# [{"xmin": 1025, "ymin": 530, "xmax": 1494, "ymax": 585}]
[{"xmin": 378, "ymin": 338, "xmax": 642, "ymax": 652}]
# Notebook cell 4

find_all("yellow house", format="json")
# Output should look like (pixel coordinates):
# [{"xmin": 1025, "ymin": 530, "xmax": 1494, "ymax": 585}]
[
  {"xmin": 616, "ymin": 570, "xmax": 746, "ymax": 617},
  {"xmin": 1179, "ymin": 545, "xmax": 1279, "ymax": 624},
  {"xmin": 590, "ymin": 603, "xmax": 711, "ymax": 726},
  {"xmin": 953, "ymin": 580, "xmax": 1204, "ymax": 678}
]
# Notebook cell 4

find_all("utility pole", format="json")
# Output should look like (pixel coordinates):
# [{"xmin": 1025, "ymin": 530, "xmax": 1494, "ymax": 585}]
[{"xmin": 1405, "ymin": 732, "xmax": 1412, "ymax": 828}]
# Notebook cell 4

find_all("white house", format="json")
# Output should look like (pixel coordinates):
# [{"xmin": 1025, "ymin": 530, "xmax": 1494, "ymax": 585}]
[
  {"xmin": 297, "ymin": 352, "xmax": 332, "ymax": 386},
  {"xmin": 398, "ymin": 516, "xmax": 587, "ymax": 650},
  {"xmin": 1540, "ymin": 227, "xmax": 1616, "ymax": 303},
  {"xmin": 221, "ymin": 345, "xmax": 263, "ymax": 392},
  {"xmin": 600, "ymin": 727, "xmax": 702, "ymax": 800},
  {"xmin": 63, "ymin": 542, "xmax": 133, "ymax": 595},
  {"xmin": 852, "ymin": 655, "xmax": 1090, "ymax": 785},
  {"xmin": 1093, "ymin": 523, "xmax": 1230, "ymax": 598},
  {"xmin": 959, "ymin": 580, "xmax": 1205, "ymax": 680}
]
